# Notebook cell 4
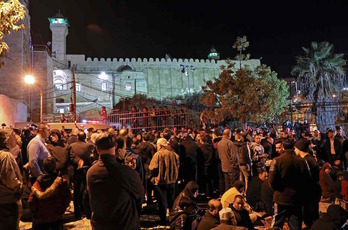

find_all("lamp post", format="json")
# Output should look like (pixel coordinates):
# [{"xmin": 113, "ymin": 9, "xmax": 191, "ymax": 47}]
[
  {"xmin": 24, "ymin": 75, "xmax": 43, "ymax": 123},
  {"xmin": 180, "ymin": 64, "xmax": 195, "ymax": 94}
]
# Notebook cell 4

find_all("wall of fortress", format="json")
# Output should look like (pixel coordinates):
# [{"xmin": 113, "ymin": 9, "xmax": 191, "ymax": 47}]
[{"xmin": 65, "ymin": 55, "xmax": 261, "ymax": 102}]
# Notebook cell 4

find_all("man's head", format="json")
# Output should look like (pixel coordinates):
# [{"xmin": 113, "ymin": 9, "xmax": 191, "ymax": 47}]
[
  {"xmin": 0, "ymin": 128, "xmax": 17, "ymax": 150},
  {"xmin": 282, "ymin": 138, "xmax": 294, "ymax": 150},
  {"xmin": 327, "ymin": 129, "xmax": 334, "ymax": 139},
  {"xmin": 157, "ymin": 138, "xmax": 168, "ymax": 150},
  {"xmin": 254, "ymin": 134, "xmax": 261, "ymax": 144},
  {"xmin": 115, "ymin": 137, "xmax": 126, "ymax": 159},
  {"xmin": 95, "ymin": 133, "xmax": 116, "ymax": 154},
  {"xmin": 314, "ymin": 130, "xmax": 320, "ymax": 137},
  {"xmin": 223, "ymin": 129, "xmax": 231, "ymax": 139},
  {"xmin": 219, "ymin": 207, "xmax": 236, "ymax": 225},
  {"xmin": 78, "ymin": 131, "xmax": 86, "ymax": 142},
  {"xmin": 279, "ymin": 130, "xmax": 285, "ymax": 138},
  {"xmin": 294, "ymin": 138, "xmax": 310, "ymax": 153},
  {"xmin": 232, "ymin": 194, "xmax": 245, "ymax": 211},
  {"xmin": 38, "ymin": 123, "xmax": 50, "ymax": 140},
  {"xmin": 108, "ymin": 128, "xmax": 115, "ymax": 136},
  {"xmin": 234, "ymin": 133, "xmax": 243, "ymax": 142},
  {"xmin": 257, "ymin": 167, "xmax": 268, "ymax": 181},
  {"xmin": 275, "ymin": 139, "xmax": 283, "ymax": 155},
  {"xmin": 43, "ymin": 156, "xmax": 56, "ymax": 175},
  {"xmin": 207, "ymin": 199, "xmax": 222, "ymax": 217},
  {"xmin": 119, "ymin": 128, "xmax": 128, "ymax": 137},
  {"xmin": 49, "ymin": 129, "xmax": 61, "ymax": 144},
  {"xmin": 336, "ymin": 126, "xmax": 343, "ymax": 137},
  {"xmin": 162, "ymin": 128, "xmax": 171, "ymax": 141}
]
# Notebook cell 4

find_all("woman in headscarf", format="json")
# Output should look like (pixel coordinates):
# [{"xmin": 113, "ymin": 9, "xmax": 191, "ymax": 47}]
[
  {"xmin": 171, "ymin": 181, "xmax": 201, "ymax": 229},
  {"xmin": 319, "ymin": 162, "xmax": 336, "ymax": 201},
  {"xmin": 46, "ymin": 129, "xmax": 68, "ymax": 174}
]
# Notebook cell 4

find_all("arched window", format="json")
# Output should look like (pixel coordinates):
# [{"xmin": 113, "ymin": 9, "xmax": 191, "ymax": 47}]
[{"xmin": 53, "ymin": 70, "xmax": 68, "ymax": 90}]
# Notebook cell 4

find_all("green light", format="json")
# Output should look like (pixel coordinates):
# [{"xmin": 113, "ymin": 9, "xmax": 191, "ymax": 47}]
[
  {"xmin": 48, "ymin": 17, "xmax": 69, "ymax": 26},
  {"xmin": 208, "ymin": 52, "xmax": 219, "ymax": 58}
]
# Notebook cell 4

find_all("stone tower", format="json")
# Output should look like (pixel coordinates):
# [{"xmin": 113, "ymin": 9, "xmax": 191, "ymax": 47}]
[{"xmin": 49, "ymin": 11, "xmax": 69, "ymax": 65}]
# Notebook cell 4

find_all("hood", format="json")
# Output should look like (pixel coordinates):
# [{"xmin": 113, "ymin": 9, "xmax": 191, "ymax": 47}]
[{"xmin": 234, "ymin": 140, "xmax": 246, "ymax": 147}]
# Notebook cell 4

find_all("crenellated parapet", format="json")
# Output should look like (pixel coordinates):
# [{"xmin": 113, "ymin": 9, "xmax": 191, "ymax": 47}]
[{"xmin": 69, "ymin": 54, "xmax": 260, "ymax": 71}]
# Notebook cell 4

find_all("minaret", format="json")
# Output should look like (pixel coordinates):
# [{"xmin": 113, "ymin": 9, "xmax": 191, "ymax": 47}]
[
  {"xmin": 208, "ymin": 46, "xmax": 220, "ymax": 60},
  {"xmin": 48, "ymin": 11, "xmax": 69, "ymax": 62}
]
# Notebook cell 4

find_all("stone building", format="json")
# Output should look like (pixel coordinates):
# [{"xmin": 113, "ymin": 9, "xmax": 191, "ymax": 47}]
[
  {"xmin": 50, "ymin": 13, "xmax": 261, "ymax": 121},
  {"xmin": 0, "ymin": 0, "xmax": 54, "ymax": 122},
  {"xmin": 1, "ymin": 8, "xmax": 261, "ymax": 122}
]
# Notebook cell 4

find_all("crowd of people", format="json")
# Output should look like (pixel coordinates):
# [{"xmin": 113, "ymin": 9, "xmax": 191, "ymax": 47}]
[{"xmin": 0, "ymin": 120, "xmax": 348, "ymax": 230}]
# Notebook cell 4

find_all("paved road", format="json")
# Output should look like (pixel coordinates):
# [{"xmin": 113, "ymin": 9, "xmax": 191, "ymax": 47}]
[{"xmin": 19, "ymin": 200, "xmax": 331, "ymax": 230}]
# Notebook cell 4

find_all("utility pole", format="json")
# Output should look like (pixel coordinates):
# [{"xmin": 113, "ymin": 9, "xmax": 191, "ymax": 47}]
[
  {"xmin": 134, "ymin": 79, "xmax": 137, "ymax": 95},
  {"xmin": 72, "ymin": 64, "xmax": 77, "ymax": 122},
  {"xmin": 111, "ymin": 73, "xmax": 115, "ymax": 108}
]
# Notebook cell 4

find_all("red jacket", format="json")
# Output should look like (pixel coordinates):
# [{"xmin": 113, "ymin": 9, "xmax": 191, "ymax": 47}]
[
  {"xmin": 28, "ymin": 174, "xmax": 71, "ymax": 224},
  {"xmin": 342, "ymin": 179, "xmax": 348, "ymax": 201}
]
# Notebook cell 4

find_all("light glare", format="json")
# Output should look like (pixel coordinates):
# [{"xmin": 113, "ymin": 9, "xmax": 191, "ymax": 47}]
[{"xmin": 24, "ymin": 75, "xmax": 36, "ymax": 84}]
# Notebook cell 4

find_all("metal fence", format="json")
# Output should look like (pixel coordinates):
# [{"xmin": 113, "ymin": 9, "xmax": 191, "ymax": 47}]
[
  {"xmin": 284, "ymin": 101, "xmax": 348, "ymax": 130},
  {"xmin": 108, "ymin": 109, "xmax": 201, "ymax": 131}
]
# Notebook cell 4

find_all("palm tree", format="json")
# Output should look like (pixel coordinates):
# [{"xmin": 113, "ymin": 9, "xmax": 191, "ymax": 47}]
[{"xmin": 291, "ymin": 42, "xmax": 346, "ymax": 131}]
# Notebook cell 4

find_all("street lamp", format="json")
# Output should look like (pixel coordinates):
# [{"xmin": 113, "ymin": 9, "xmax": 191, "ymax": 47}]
[
  {"xmin": 180, "ymin": 64, "xmax": 195, "ymax": 94},
  {"xmin": 24, "ymin": 75, "xmax": 43, "ymax": 123}
]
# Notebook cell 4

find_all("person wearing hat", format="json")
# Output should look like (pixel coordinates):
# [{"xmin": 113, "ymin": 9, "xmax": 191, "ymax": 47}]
[
  {"xmin": 269, "ymin": 138, "xmax": 311, "ymax": 230},
  {"xmin": 294, "ymin": 138, "xmax": 321, "ymax": 228},
  {"xmin": 211, "ymin": 207, "xmax": 239, "ymax": 230},
  {"xmin": 0, "ymin": 128, "xmax": 23, "ymax": 230},
  {"xmin": 87, "ymin": 133, "xmax": 144, "ymax": 229},
  {"xmin": 149, "ymin": 137, "xmax": 180, "ymax": 225}
]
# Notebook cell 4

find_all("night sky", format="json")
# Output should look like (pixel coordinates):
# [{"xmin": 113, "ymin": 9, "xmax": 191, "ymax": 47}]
[{"xmin": 29, "ymin": 0, "xmax": 348, "ymax": 78}]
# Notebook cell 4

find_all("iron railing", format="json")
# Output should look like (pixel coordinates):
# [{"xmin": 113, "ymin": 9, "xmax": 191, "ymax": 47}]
[{"xmin": 108, "ymin": 109, "xmax": 201, "ymax": 131}]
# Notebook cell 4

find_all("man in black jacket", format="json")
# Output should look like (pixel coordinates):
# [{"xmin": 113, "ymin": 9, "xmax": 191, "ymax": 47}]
[
  {"xmin": 322, "ymin": 129, "xmax": 342, "ymax": 164},
  {"xmin": 269, "ymin": 138, "xmax": 311, "ymax": 230},
  {"xmin": 246, "ymin": 167, "xmax": 267, "ymax": 212},
  {"xmin": 294, "ymin": 138, "xmax": 321, "ymax": 228},
  {"xmin": 87, "ymin": 133, "xmax": 144, "ymax": 230},
  {"xmin": 197, "ymin": 199, "xmax": 221, "ymax": 230},
  {"xmin": 234, "ymin": 133, "xmax": 251, "ymax": 191},
  {"xmin": 197, "ymin": 135, "xmax": 215, "ymax": 197},
  {"xmin": 68, "ymin": 131, "xmax": 95, "ymax": 219},
  {"xmin": 181, "ymin": 132, "xmax": 198, "ymax": 184}
]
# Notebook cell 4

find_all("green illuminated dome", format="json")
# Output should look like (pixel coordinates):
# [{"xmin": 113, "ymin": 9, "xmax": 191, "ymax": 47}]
[
  {"xmin": 48, "ymin": 10, "xmax": 69, "ymax": 26},
  {"xmin": 208, "ymin": 46, "xmax": 220, "ymax": 60}
]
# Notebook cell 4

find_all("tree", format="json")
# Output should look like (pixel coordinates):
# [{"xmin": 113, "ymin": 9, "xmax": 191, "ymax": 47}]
[
  {"xmin": 170, "ymin": 92, "xmax": 205, "ymax": 112},
  {"xmin": 201, "ymin": 61, "xmax": 289, "ymax": 129},
  {"xmin": 232, "ymin": 36, "xmax": 250, "ymax": 69},
  {"xmin": 0, "ymin": 0, "xmax": 26, "ymax": 66},
  {"xmin": 291, "ymin": 42, "xmax": 346, "ymax": 131}
]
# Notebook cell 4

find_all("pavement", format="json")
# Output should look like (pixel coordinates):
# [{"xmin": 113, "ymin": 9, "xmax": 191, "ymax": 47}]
[{"xmin": 19, "ymin": 198, "xmax": 331, "ymax": 230}]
